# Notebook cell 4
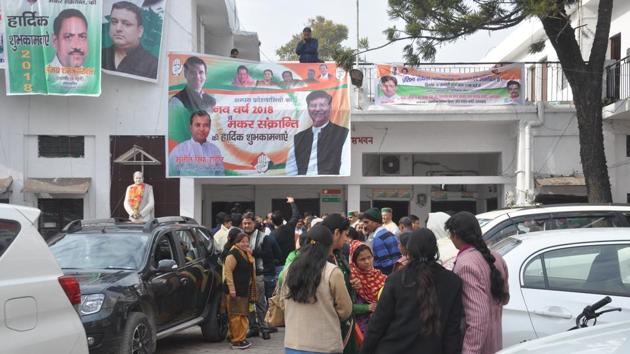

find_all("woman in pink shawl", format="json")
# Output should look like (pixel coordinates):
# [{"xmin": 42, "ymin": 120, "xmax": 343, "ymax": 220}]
[{"xmin": 232, "ymin": 65, "xmax": 256, "ymax": 87}]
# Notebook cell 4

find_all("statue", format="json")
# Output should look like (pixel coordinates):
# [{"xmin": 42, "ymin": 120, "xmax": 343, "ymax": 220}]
[{"xmin": 124, "ymin": 171, "xmax": 155, "ymax": 223}]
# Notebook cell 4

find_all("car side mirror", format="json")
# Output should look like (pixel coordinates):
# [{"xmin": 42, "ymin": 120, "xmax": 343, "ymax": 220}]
[{"xmin": 157, "ymin": 259, "xmax": 177, "ymax": 273}]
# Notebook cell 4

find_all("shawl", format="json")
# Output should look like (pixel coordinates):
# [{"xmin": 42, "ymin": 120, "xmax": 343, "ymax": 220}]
[
  {"xmin": 348, "ymin": 239, "xmax": 363, "ymax": 265},
  {"xmin": 350, "ymin": 246, "xmax": 387, "ymax": 303},
  {"xmin": 127, "ymin": 183, "xmax": 145, "ymax": 212},
  {"xmin": 230, "ymin": 244, "xmax": 257, "ymax": 302}
]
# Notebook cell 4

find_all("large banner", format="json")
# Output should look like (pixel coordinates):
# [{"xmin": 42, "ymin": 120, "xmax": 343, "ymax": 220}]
[
  {"xmin": 167, "ymin": 53, "xmax": 350, "ymax": 177},
  {"xmin": 375, "ymin": 63, "xmax": 524, "ymax": 105},
  {"xmin": 1, "ymin": 0, "xmax": 101, "ymax": 96},
  {"xmin": 101, "ymin": 0, "xmax": 165, "ymax": 82}
]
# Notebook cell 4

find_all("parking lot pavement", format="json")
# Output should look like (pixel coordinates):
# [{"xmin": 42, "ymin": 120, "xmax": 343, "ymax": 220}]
[{"xmin": 156, "ymin": 327, "xmax": 284, "ymax": 354}]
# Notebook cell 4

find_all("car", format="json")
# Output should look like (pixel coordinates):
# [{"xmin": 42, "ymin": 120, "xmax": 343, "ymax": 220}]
[
  {"xmin": 479, "ymin": 204, "xmax": 630, "ymax": 246},
  {"xmin": 48, "ymin": 216, "xmax": 227, "ymax": 354},
  {"xmin": 0, "ymin": 204, "xmax": 88, "ymax": 354},
  {"xmin": 491, "ymin": 228, "xmax": 630, "ymax": 347},
  {"xmin": 498, "ymin": 319, "xmax": 630, "ymax": 353}
]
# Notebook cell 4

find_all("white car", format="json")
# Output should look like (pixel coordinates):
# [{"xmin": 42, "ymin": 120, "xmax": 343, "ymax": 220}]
[
  {"xmin": 498, "ymin": 320, "xmax": 630, "ymax": 353},
  {"xmin": 492, "ymin": 228, "xmax": 630, "ymax": 347},
  {"xmin": 0, "ymin": 204, "xmax": 88, "ymax": 354},
  {"xmin": 478, "ymin": 204, "xmax": 630, "ymax": 246}
]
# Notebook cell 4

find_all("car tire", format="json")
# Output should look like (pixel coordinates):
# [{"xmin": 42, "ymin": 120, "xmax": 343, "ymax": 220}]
[
  {"xmin": 201, "ymin": 294, "xmax": 228, "ymax": 342},
  {"xmin": 119, "ymin": 312, "xmax": 156, "ymax": 354}
]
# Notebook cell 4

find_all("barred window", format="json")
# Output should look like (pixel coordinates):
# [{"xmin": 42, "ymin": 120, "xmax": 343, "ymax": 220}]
[{"xmin": 38, "ymin": 136, "xmax": 84, "ymax": 158}]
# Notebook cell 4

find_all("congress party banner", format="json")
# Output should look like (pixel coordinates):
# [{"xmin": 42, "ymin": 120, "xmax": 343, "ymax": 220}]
[
  {"xmin": 1, "ymin": 0, "xmax": 101, "ymax": 96},
  {"xmin": 101, "ymin": 0, "xmax": 165, "ymax": 82},
  {"xmin": 375, "ymin": 63, "xmax": 524, "ymax": 106},
  {"xmin": 167, "ymin": 53, "xmax": 350, "ymax": 177}
]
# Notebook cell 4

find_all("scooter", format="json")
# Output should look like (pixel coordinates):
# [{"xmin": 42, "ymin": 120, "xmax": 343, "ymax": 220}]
[{"xmin": 568, "ymin": 296, "xmax": 622, "ymax": 330}]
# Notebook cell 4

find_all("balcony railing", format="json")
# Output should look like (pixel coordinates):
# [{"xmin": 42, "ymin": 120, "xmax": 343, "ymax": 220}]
[
  {"xmin": 606, "ymin": 55, "xmax": 630, "ymax": 103},
  {"xmin": 355, "ymin": 62, "xmax": 574, "ymax": 106}
]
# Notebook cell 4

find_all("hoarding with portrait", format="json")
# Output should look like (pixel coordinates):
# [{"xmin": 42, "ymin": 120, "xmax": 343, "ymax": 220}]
[
  {"xmin": 101, "ymin": 0, "xmax": 165, "ymax": 82},
  {"xmin": 1, "ymin": 0, "xmax": 102, "ymax": 96},
  {"xmin": 167, "ymin": 53, "xmax": 350, "ymax": 177},
  {"xmin": 375, "ymin": 63, "xmax": 524, "ymax": 106}
]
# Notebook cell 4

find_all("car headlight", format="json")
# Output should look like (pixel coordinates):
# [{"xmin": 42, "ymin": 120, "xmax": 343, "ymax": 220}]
[{"xmin": 80, "ymin": 294, "xmax": 105, "ymax": 315}]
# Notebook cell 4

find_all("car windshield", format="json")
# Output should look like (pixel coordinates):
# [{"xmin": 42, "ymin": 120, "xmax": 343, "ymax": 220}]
[{"xmin": 49, "ymin": 233, "xmax": 149, "ymax": 270}]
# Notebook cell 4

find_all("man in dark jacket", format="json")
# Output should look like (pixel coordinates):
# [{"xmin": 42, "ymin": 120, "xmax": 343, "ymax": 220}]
[
  {"xmin": 285, "ymin": 90, "xmax": 349, "ymax": 175},
  {"xmin": 295, "ymin": 27, "xmax": 319, "ymax": 63},
  {"xmin": 269, "ymin": 197, "xmax": 300, "ymax": 265}
]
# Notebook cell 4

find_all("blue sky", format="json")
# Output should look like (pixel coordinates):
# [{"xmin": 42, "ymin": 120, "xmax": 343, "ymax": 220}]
[{"xmin": 235, "ymin": 0, "xmax": 512, "ymax": 63}]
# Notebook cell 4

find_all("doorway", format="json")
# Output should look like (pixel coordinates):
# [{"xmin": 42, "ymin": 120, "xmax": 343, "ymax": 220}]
[{"xmin": 431, "ymin": 200, "xmax": 476, "ymax": 214}]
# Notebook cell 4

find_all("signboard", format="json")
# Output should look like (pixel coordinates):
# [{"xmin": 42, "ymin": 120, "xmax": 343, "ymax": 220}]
[
  {"xmin": 101, "ymin": 0, "xmax": 165, "ymax": 82},
  {"xmin": 1, "ymin": 0, "xmax": 102, "ymax": 96},
  {"xmin": 375, "ymin": 63, "xmax": 524, "ymax": 106},
  {"xmin": 167, "ymin": 53, "xmax": 350, "ymax": 177}
]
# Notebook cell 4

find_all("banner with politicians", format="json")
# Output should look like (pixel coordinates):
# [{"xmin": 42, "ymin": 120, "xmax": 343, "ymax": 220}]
[
  {"xmin": 167, "ymin": 53, "xmax": 350, "ymax": 177},
  {"xmin": 375, "ymin": 63, "xmax": 524, "ymax": 106},
  {"xmin": 1, "ymin": 0, "xmax": 101, "ymax": 96},
  {"xmin": 101, "ymin": 0, "xmax": 165, "ymax": 82}
]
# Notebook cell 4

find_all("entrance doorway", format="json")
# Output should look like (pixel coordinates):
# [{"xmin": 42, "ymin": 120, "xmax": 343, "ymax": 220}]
[
  {"xmin": 431, "ymin": 200, "xmax": 476, "ymax": 214},
  {"xmin": 371, "ymin": 200, "xmax": 409, "ymax": 224},
  {"xmin": 38, "ymin": 198, "xmax": 83, "ymax": 240},
  {"xmin": 210, "ymin": 202, "xmax": 256, "ymax": 227}
]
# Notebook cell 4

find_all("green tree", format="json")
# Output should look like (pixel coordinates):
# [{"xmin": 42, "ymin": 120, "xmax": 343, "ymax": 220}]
[
  {"xmin": 276, "ymin": 16, "xmax": 350, "ymax": 61},
  {"xmin": 379, "ymin": 0, "xmax": 614, "ymax": 203}
]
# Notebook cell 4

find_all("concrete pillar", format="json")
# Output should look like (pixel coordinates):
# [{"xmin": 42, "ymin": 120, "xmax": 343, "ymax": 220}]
[
  {"xmin": 180, "ymin": 178, "xmax": 202, "ymax": 222},
  {"xmin": 347, "ymin": 184, "xmax": 361, "ymax": 213}
]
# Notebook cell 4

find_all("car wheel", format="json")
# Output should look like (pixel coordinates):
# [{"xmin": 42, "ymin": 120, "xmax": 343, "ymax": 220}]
[
  {"xmin": 201, "ymin": 295, "xmax": 228, "ymax": 342},
  {"xmin": 120, "ymin": 312, "xmax": 156, "ymax": 354}
]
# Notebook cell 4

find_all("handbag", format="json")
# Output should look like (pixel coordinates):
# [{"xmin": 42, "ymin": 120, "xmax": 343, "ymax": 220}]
[{"xmin": 265, "ymin": 287, "xmax": 284, "ymax": 327}]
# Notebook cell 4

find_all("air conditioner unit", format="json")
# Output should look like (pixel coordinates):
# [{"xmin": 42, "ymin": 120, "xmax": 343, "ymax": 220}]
[{"xmin": 380, "ymin": 154, "xmax": 413, "ymax": 176}]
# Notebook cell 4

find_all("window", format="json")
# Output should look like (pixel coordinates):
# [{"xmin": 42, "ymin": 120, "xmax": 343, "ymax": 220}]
[
  {"xmin": 0, "ymin": 220, "xmax": 21, "ymax": 258},
  {"xmin": 195, "ymin": 228, "xmax": 214, "ymax": 255},
  {"xmin": 174, "ymin": 230, "xmax": 205, "ymax": 263},
  {"xmin": 0, "ymin": 199, "xmax": 9, "ymax": 204},
  {"xmin": 38, "ymin": 199, "xmax": 83, "ymax": 239},
  {"xmin": 523, "ymin": 245, "xmax": 630, "ymax": 296},
  {"xmin": 153, "ymin": 235, "xmax": 175, "ymax": 267},
  {"xmin": 38, "ymin": 136, "xmax": 84, "ymax": 158}
]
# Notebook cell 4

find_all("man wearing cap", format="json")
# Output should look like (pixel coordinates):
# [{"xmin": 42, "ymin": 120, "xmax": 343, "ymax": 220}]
[
  {"xmin": 348, "ymin": 211, "xmax": 361, "ymax": 228},
  {"xmin": 381, "ymin": 207, "xmax": 400, "ymax": 234},
  {"xmin": 362, "ymin": 208, "xmax": 401, "ymax": 275},
  {"xmin": 285, "ymin": 90, "xmax": 349, "ymax": 175},
  {"xmin": 295, "ymin": 27, "xmax": 320, "ymax": 63}
]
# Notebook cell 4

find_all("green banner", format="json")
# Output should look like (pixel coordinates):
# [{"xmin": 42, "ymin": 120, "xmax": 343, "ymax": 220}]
[{"xmin": 2, "ymin": 0, "xmax": 101, "ymax": 96}]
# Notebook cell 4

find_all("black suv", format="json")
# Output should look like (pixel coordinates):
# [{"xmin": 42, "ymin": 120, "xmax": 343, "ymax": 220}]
[{"xmin": 48, "ymin": 217, "xmax": 227, "ymax": 354}]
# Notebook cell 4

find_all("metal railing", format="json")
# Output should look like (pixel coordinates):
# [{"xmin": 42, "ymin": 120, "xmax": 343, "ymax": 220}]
[
  {"xmin": 356, "ymin": 62, "xmax": 574, "ymax": 105},
  {"xmin": 606, "ymin": 55, "xmax": 630, "ymax": 103}
]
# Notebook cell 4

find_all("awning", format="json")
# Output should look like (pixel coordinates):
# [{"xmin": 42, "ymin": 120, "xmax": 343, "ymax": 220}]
[
  {"xmin": 23, "ymin": 178, "xmax": 91, "ymax": 195},
  {"xmin": 0, "ymin": 176, "xmax": 13, "ymax": 194},
  {"xmin": 535, "ymin": 176, "xmax": 586, "ymax": 196}
]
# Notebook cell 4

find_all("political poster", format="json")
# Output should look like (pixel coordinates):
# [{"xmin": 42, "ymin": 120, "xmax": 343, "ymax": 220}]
[
  {"xmin": 101, "ymin": 0, "xmax": 165, "ymax": 82},
  {"xmin": 167, "ymin": 53, "xmax": 350, "ymax": 177},
  {"xmin": 375, "ymin": 63, "xmax": 524, "ymax": 106},
  {"xmin": 0, "ymin": 7, "xmax": 5, "ymax": 68},
  {"xmin": 1, "ymin": 0, "xmax": 101, "ymax": 96}
]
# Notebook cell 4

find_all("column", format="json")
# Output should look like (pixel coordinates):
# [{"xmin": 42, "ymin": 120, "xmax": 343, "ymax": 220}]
[{"xmin": 347, "ymin": 184, "xmax": 361, "ymax": 213}]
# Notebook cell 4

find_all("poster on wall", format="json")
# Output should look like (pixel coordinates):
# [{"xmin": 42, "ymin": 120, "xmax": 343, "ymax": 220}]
[
  {"xmin": 167, "ymin": 53, "xmax": 350, "ymax": 177},
  {"xmin": 0, "ymin": 7, "xmax": 5, "ymax": 68},
  {"xmin": 1, "ymin": 0, "xmax": 101, "ymax": 96},
  {"xmin": 101, "ymin": 0, "xmax": 165, "ymax": 82},
  {"xmin": 375, "ymin": 63, "xmax": 524, "ymax": 106}
]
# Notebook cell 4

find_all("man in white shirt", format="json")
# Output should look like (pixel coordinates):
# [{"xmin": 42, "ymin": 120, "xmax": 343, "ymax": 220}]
[
  {"xmin": 169, "ymin": 111, "xmax": 225, "ymax": 176},
  {"xmin": 375, "ymin": 75, "xmax": 401, "ymax": 105},
  {"xmin": 285, "ymin": 90, "xmax": 349, "ymax": 175},
  {"xmin": 318, "ymin": 63, "xmax": 331, "ymax": 80}
]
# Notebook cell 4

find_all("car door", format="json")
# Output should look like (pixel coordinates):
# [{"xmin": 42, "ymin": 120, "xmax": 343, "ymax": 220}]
[
  {"xmin": 172, "ymin": 228, "xmax": 208, "ymax": 321},
  {"xmin": 519, "ymin": 242, "xmax": 630, "ymax": 341},
  {"xmin": 147, "ymin": 233, "xmax": 185, "ymax": 330}
]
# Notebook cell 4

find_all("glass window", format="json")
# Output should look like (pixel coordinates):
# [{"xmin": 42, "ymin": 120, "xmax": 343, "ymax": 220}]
[
  {"xmin": 514, "ymin": 218, "xmax": 546, "ymax": 233},
  {"xmin": 485, "ymin": 223, "xmax": 518, "ymax": 246},
  {"xmin": 546, "ymin": 215, "xmax": 619, "ymax": 230},
  {"xmin": 543, "ymin": 245, "xmax": 630, "ymax": 296},
  {"xmin": 523, "ymin": 256, "xmax": 545, "ymax": 289},
  {"xmin": 0, "ymin": 220, "xmax": 21, "ymax": 258},
  {"xmin": 154, "ymin": 236, "xmax": 175, "ymax": 267},
  {"xmin": 38, "ymin": 136, "xmax": 85, "ymax": 158},
  {"xmin": 195, "ymin": 228, "xmax": 214, "ymax": 255},
  {"xmin": 491, "ymin": 237, "xmax": 521, "ymax": 256},
  {"xmin": 174, "ymin": 230, "xmax": 203, "ymax": 263}
]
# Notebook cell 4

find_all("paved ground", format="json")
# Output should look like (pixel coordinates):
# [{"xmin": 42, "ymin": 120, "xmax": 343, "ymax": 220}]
[{"xmin": 156, "ymin": 327, "xmax": 284, "ymax": 354}]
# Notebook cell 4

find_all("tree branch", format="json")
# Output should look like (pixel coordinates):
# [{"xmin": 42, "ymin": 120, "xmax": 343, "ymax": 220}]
[{"xmin": 588, "ymin": 0, "xmax": 614, "ymax": 71}]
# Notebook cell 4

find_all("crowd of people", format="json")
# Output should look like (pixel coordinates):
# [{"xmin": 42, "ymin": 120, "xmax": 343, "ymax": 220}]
[{"xmin": 209, "ymin": 198, "xmax": 509, "ymax": 354}]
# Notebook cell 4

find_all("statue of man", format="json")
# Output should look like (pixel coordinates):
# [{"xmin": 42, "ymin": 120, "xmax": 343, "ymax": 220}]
[{"xmin": 124, "ymin": 171, "xmax": 155, "ymax": 223}]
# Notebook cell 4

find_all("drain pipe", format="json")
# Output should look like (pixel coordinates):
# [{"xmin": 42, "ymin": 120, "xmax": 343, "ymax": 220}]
[{"xmin": 523, "ymin": 102, "xmax": 546, "ymax": 204}]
